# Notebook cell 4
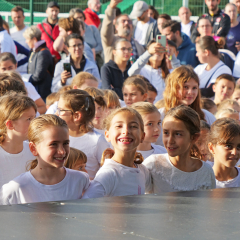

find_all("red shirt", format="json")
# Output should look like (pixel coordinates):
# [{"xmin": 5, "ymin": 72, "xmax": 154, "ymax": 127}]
[{"xmin": 84, "ymin": 8, "xmax": 101, "ymax": 28}]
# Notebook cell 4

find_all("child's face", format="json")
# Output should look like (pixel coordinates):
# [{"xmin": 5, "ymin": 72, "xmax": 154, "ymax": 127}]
[
  {"xmin": 209, "ymin": 135, "xmax": 240, "ymax": 168},
  {"xmin": 178, "ymin": 78, "xmax": 199, "ymax": 106},
  {"xmin": 0, "ymin": 60, "xmax": 17, "ymax": 73},
  {"xmin": 93, "ymin": 102, "xmax": 106, "ymax": 129},
  {"xmin": 142, "ymin": 112, "xmax": 161, "ymax": 144},
  {"xmin": 213, "ymin": 79, "xmax": 235, "ymax": 102},
  {"xmin": 11, "ymin": 107, "xmax": 36, "ymax": 140},
  {"xmin": 163, "ymin": 116, "xmax": 197, "ymax": 157},
  {"xmin": 123, "ymin": 85, "xmax": 147, "ymax": 106},
  {"xmin": 30, "ymin": 126, "xmax": 70, "ymax": 168},
  {"xmin": 195, "ymin": 129, "xmax": 211, "ymax": 161},
  {"xmin": 232, "ymin": 90, "xmax": 240, "ymax": 106},
  {"xmin": 147, "ymin": 90, "xmax": 157, "ymax": 104},
  {"xmin": 105, "ymin": 111, "xmax": 144, "ymax": 153},
  {"xmin": 79, "ymin": 79, "xmax": 98, "ymax": 90},
  {"xmin": 72, "ymin": 160, "xmax": 87, "ymax": 173}
]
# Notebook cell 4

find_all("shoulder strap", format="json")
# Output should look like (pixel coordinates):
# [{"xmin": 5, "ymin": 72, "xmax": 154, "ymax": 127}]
[
  {"xmin": 41, "ymin": 23, "xmax": 54, "ymax": 42},
  {"xmin": 204, "ymin": 64, "xmax": 225, "ymax": 88}
]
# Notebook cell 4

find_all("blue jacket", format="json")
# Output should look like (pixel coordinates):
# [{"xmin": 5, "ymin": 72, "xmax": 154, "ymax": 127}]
[{"xmin": 177, "ymin": 33, "xmax": 199, "ymax": 68}]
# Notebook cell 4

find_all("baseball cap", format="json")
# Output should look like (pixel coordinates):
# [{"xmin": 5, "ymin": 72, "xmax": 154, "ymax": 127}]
[
  {"xmin": 129, "ymin": 1, "xmax": 149, "ymax": 19},
  {"xmin": 47, "ymin": 1, "xmax": 60, "ymax": 9}
]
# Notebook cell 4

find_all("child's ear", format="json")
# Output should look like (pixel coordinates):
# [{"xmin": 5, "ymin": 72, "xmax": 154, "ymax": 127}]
[
  {"xmin": 72, "ymin": 85, "xmax": 78, "ymax": 89},
  {"xmin": 191, "ymin": 133, "xmax": 200, "ymax": 143},
  {"xmin": 105, "ymin": 130, "xmax": 111, "ymax": 142},
  {"xmin": 29, "ymin": 142, "xmax": 38, "ymax": 156},
  {"xmin": 73, "ymin": 111, "xmax": 82, "ymax": 122},
  {"xmin": 143, "ymin": 93, "xmax": 148, "ymax": 101},
  {"xmin": 208, "ymin": 142, "xmax": 215, "ymax": 155},
  {"xmin": 5, "ymin": 120, "xmax": 14, "ymax": 130},
  {"xmin": 141, "ymin": 132, "xmax": 145, "ymax": 143},
  {"xmin": 212, "ymin": 84, "xmax": 216, "ymax": 93}
]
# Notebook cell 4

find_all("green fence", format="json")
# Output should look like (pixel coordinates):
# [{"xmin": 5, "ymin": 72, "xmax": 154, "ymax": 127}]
[{"xmin": 1, "ymin": 0, "xmax": 231, "ymax": 19}]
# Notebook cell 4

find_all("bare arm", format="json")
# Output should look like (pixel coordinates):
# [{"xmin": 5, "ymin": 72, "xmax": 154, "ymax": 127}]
[{"xmin": 53, "ymin": 36, "xmax": 65, "ymax": 52}]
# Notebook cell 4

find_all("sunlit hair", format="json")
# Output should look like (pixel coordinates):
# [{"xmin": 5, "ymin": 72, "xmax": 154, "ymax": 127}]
[
  {"xmin": 58, "ymin": 17, "xmax": 80, "ymax": 34},
  {"xmin": 123, "ymin": 76, "xmax": 148, "ymax": 95},
  {"xmin": 0, "ymin": 79, "xmax": 27, "ymax": 96},
  {"xmin": 84, "ymin": 87, "xmax": 107, "ymax": 108},
  {"xmin": 71, "ymin": 72, "xmax": 98, "ymax": 88},
  {"xmin": 46, "ymin": 92, "xmax": 58, "ymax": 107},
  {"xmin": 155, "ymin": 99, "xmax": 165, "ymax": 109},
  {"xmin": 64, "ymin": 147, "xmax": 87, "ymax": 169},
  {"xmin": 215, "ymin": 73, "xmax": 235, "ymax": 88},
  {"xmin": 163, "ymin": 65, "xmax": 205, "ymax": 120},
  {"xmin": 26, "ymin": 114, "xmax": 68, "ymax": 170},
  {"xmin": 201, "ymin": 98, "xmax": 216, "ymax": 112},
  {"xmin": 163, "ymin": 105, "xmax": 202, "ymax": 159},
  {"xmin": 200, "ymin": 120, "xmax": 210, "ymax": 130},
  {"xmin": 217, "ymin": 99, "xmax": 239, "ymax": 111},
  {"xmin": 60, "ymin": 89, "xmax": 95, "ymax": 133},
  {"xmin": 0, "ymin": 52, "xmax": 17, "ymax": 65},
  {"xmin": 209, "ymin": 118, "xmax": 240, "ymax": 145},
  {"xmin": 131, "ymin": 102, "xmax": 159, "ymax": 118},
  {"xmin": 196, "ymin": 36, "xmax": 221, "ymax": 57},
  {"xmin": 101, "ymin": 108, "xmax": 144, "ymax": 165},
  {"xmin": 215, "ymin": 108, "xmax": 239, "ymax": 119},
  {"xmin": 0, "ymin": 92, "xmax": 37, "ymax": 145},
  {"xmin": 103, "ymin": 89, "xmax": 121, "ymax": 109}
]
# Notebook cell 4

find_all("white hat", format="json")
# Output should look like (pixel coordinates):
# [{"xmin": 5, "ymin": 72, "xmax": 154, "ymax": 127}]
[{"xmin": 129, "ymin": 1, "xmax": 149, "ymax": 19}]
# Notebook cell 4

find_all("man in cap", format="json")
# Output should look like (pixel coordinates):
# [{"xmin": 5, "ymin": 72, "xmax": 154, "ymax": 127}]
[
  {"xmin": 101, "ymin": 0, "xmax": 145, "ymax": 63},
  {"xmin": 37, "ymin": 1, "xmax": 61, "ymax": 63},
  {"xmin": 130, "ymin": 1, "xmax": 158, "ymax": 47}
]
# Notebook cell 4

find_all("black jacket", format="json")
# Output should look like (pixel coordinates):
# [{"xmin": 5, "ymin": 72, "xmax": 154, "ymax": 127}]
[
  {"xmin": 191, "ymin": 9, "xmax": 231, "ymax": 43},
  {"xmin": 101, "ymin": 60, "xmax": 131, "ymax": 100},
  {"xmin": 28, "ymin": 42, "xmax": 54, "ymax": 101}
]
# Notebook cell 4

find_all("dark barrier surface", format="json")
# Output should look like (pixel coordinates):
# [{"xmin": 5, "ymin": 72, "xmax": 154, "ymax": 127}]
[{"xmin": 0, "ymin": 188, "xmax": 240, "ymax": 239}]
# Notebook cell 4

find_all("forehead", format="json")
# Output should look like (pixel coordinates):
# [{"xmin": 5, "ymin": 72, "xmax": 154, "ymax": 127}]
[
  {"xmin": 0, "ymin": 60, "xmax": 16, "ymax": 67},
  {"xmin": 123, "ymin": 84, "xmax": 140, "ymax": 92},
  {"xmin": 217, "ymin": 79, "xmax": 235, "ymax": 86},
  {"xmin": 11, "ymin": 11, "xmax": 23, "ymax": 16},
  {"xmin": 41, "ymin": 126, "xmax": 69, "ymax": 140},
  {"xmin": 199, "ymin": 19, "xmax": 211, "ymax": 25},
  {"xmin": 68, "ymin": 38, "xmax": 82, "ymax": 44},
  {"xmin": 179, "ymin": 7, "xmax": 189, "ymax": 14},
  {"xmin": 119, "ymin": 15, "xmax": 130, "ymax": 21},
  {"xmin": 183, "ymin": 78, "xmax": 199, "ymax": 86},
  {"xmin": 163, "ymin": 116, "xmax": 188, "ymax": 130},
  {"xmin": 111, "ymin": 111, "xmax": 140, "ymax": 124},
  {"xmin": 47, "ymin": 7, "xmax": 59, "ymax": 11},
  {"xmin": 143, "ymin": 111, "xmax": 160, "ymax": 121},
  {"xmin": 116, "ymin": 41, "xmax": 131, "ymax": 48}
]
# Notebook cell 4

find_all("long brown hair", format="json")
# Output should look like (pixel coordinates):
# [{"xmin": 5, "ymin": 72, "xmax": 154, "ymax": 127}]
[
  {"xmin": 163, "ymin": 105, "xmax": 202, "ymax": 159},
  {"xmin": 163, "ymin": 65, "xmax": 205, "ymax": 120}
]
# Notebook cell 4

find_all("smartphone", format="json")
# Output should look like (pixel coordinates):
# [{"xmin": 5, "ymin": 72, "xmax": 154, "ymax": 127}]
[
  {"xmin": 63, "ymin": 63, "xmax": 72, "ymax": 75},
  {"xmin": 156, "ymin": 35, "xmax": 166, "ymax": 47}
]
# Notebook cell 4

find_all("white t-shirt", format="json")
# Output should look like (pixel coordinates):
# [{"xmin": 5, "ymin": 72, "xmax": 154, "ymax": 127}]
[
  {"xmin": 216, "ymin": 167, "xmax": 240, "ymax": 188},
  {"xmin": 0, "ymin": 30, "xmax": 17, "ymax": 58},
  {"xmin": 1, "ymin": 168, "xmax": 90, "ymax": 205},
  {"xmin": 82, "ymin": 158, "xmax": 152, "ymax": 198},
  {"xmin": 194, "ymin": 61, "xmax": 232, "ymax": 88},
  {"xmin": 233, "ymin": 51, "xmax": 240, "ymax": 78},
  {"xmin": 46, "ymin": 101, "xmax": 58, "ymax": 114},
  {"xmin": 138, "ymin": 144, "xmax": 167, "ymax": 160},
  {"xmin": 24, "ymin": 81, "xmax": 41, "ymax": 101},
  {"xmin": 69, "ymin": 130, "xmax": 110, "ymax": 179},
  {"xmin": 0, "ymin": 141, "xmax": 35, "ymax": 188},
  {"xmin": 143, "ymin": 153, "xmax": 216, "ymax": 193},
  {"xmin": 134, "ymin": 21, "xmax": 150, "ymax": 45},
  {"xmin": 181, "ymin": 21, "xmax": 193, "ymax": 37},
  {"xmin": 155, "ymin": 107, "xmax": 216, "ymax": 146}
]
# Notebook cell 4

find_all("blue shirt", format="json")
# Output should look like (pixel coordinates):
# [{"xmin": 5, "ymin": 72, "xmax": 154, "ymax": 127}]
[{"xmin": 226, "ymin": 22, "xmax": 240, "ymax": 55}]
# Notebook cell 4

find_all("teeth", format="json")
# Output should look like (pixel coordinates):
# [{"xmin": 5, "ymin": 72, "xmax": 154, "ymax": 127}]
[
  {"xmin": 119, "ymin": 139, "xmax": 133, "ymax": 142},
  {"xmin": 55, "ymin": 157, "xmax": 65, "ymax": 160}
]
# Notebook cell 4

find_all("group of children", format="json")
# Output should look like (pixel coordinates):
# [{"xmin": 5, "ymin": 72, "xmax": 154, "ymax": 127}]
[{"xmin": 0, "ymin": 53, "xmax": 240, "ymax": 205}]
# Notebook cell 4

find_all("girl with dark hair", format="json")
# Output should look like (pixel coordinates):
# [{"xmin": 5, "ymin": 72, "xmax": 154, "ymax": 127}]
[{"xmin": 128, "ymin": 40, "xmax": 180, "ymax": 103}]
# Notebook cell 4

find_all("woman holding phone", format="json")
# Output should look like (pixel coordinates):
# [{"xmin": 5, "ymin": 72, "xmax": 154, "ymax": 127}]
[
  {"xmin": 128, "ymin": 39, "xmax": 180, "ymax": 103},
  {"xmin": 51, "ymin": 34, "xmax": 100, "ymax": 93}
]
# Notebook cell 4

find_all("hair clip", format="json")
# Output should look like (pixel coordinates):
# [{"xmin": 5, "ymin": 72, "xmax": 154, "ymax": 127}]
[{"xmin": 85, "ymin": 96, "xmax": 90, "ymax": 111}]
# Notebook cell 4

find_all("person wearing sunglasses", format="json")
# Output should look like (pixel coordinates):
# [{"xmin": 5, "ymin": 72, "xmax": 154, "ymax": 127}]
[{"xmin": 101, "ymin": 38, "xmax": 132, "ymax": 100}]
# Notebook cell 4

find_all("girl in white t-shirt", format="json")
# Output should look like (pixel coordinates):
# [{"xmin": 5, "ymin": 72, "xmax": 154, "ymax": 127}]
[
  {"xmin": 0, "ymin": 53, "xmax": 47, "ymax": 114},
  {"xmin": 56, "ymin": 89, "xmax": 109, "ymax": 179},
  {"xmin": 195, "ymin": 36, "xmax": 232, "ymax": 98},
  {"xmin": 208, "ymin": 118, "xmax": 240, "ymax": 188},
  {"xmin": 131, "ymin": 102, "xmax": 167, "ymax": 159},
  {"xmin": 0, "ymin": 92, "xmax": 37, "ymax": 188},
  {"xmin": 82, "ymin": 107, "xmax": 152, "ymax": 199},
  {"xmin": 1, "ymin": 114, "xmax": 90, "ymax": 205},
  {"xmin": 143, "ymin": 105, "xmax": 216, "ymax": 193}
]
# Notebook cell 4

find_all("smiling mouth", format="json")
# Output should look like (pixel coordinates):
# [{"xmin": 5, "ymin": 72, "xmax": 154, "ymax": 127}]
[
  {"xmin": 54, "ymin": 157, "xmax": 66, "ymax": 161},
  {"xmin": 167, "ymin": 147, "xmax": 178, "ymax": 151},
  {"xmin": 118, "ymin": 138, "xmax": 133, "ymax": 144}
]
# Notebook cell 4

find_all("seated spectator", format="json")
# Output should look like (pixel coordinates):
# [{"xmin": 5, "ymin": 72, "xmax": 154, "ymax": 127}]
[
  {"xmin": 148, "ymin": 5, "xmax": 159, "ymax": 20},
  {"xmin": 52, "ymin": 34, "xmax": 100, "ymax": 92},
  {"xmin": 232, "ymin": 85, "xmax": 240, "ymax": 105},
  {"xmin": 157, "ymin": 14, "xmax": 171, "ymax": 34},
  {"xmin": 0, "ymin": 15, "xmax": 17, "ymax": 58},
  {"xmin": 23, "ymin": 26, "xmax": 54, "ymax": 101},
  {"xmin": 101, "ymin": 38, "xmax": 132, "ymax": 100},
  {"xmin": 191, "ymin": 0, "xmax": 230, "ymax": 43},
  {"xmin": 161, "ymin": 20, "xmax": 199, "ymax": 67},
  {"xmin": 146, "ymin": 82, "xmax": 158, "ymax": 104},
  {"xmin": 128, "ymin": 40, "xmax": 180, "ymax": 103},
  {"xmin": 225, "ymin": 3, "xmax": 240, "ymax": 55},
  {"xmin": 37, "ymin": 1, "xmax": 61, "ymax": 64},
  {"xmin": 230, "ymin": 0, "xmax": 240, "ymax": 21},
  {"xmin": 101, "ymin": 0, "xmax": 145, "ymax": 63},
  {"xmin": 53, "ymin": 17, "xmax": 94, "ymax": 62},
  {"xmin": 10, "ymin": 6, "xmax": 29, "ymax": 74},
  {"xmin": 130, "ymin": 1, "xmax": 158, "ymax": 47},
  {"xmin": 69, "ymin": 8, "xmax": 103, "ymax": 67},
  {"xmin": 178, "ymin": 7, "xmax": 195, "ymax": 37},
  {"xmin": 195, "ymin": 36, "xmax": 232, "ymax": 98},
  {"xmin": 84, "ymin": 0, "xmax": 101, "ymax": 28}
]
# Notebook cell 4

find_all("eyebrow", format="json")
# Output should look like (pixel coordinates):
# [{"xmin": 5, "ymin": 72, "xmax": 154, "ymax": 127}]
[
  {"xmin": 163, "ymin": 129, "xmax": 184, "ymax": 132},
  {"xmin": 114, "ymin": 121, "xmax": 139, "ymax": 124}
]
